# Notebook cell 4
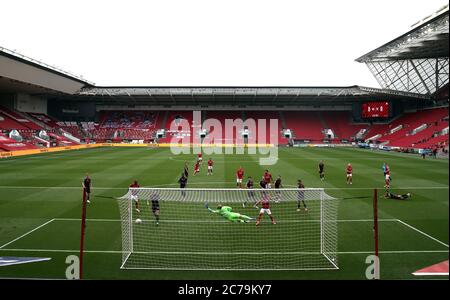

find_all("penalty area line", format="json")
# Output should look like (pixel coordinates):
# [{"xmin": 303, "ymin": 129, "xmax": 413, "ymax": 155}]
[
  {"xmin": 396, "ymin": 219, "xmax": 449, "ymax": 248},
  {"xmin": 0, "ymin": 219, "xmax": 55, "ymax": 249}
]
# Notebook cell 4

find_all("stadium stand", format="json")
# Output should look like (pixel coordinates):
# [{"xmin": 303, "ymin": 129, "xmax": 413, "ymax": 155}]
[
  {"xmin": 0, "ymin": 132, "xmax": 38, "ymax": 151},
  {"xmin": 283, "ymin": 111, "xmax": 326, "ymax": 142},
  {"xmin": 366, "ymin": 107, "xmax": 448, "ymax": 148},
  {"xmin": 321, "ymin": 111, "xmax": 368, "ymax": 142}
]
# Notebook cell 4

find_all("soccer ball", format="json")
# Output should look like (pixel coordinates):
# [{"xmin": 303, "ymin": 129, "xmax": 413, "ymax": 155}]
[{"xmin": 135, "ymin": 218, "xmax": 142, "ymax": 224}]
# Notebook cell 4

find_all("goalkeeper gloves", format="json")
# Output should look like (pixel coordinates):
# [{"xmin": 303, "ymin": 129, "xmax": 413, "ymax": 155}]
[{"xmin": 204, "ymin": 202, "xmax": 209, "ymax": 209}]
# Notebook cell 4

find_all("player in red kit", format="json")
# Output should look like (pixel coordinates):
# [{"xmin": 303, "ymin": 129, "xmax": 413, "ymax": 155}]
[
  {"xmin": 263, "ymin": 170, "xmax": 273, "ymax": 188},
  {"xmin": 193, "ymin": 161, "xmax": 200, "ymax": 176},
  {"xmin": 129, "ymin": 180, "xmax": 140, "ymax": 212},
  {"xmin": 346, "ymin": 163, "xmax": 353, "ymax": 185},
  {"xmin": 236, "ymin": 166, "xmax": 244, "ymax": 188},
  {"xmin": 197, "ymin": 152, "xmax": 203, "ymax": 164},
  {"xmin": 255, "ymin": 194, "xmax": 276, "ymax": 226},
  {"xmin": 207, "ymin": 158, "xmax": 214, "ymax": 176}
]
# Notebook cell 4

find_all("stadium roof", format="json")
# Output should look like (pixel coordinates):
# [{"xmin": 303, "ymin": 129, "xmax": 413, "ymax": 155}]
[
  {"xmin": 76, "ymin": 85, "xmax": 427, "ymax": 98},
  {"xmin": 65, "ymin": 85, "xmax": 430, "ymax": 106},
  {"xmin": 0, "ymin": 47, "xmax": 94, "ymax": 86},
  {"xmin": 356, "ymin": 5, "xmax": 449, "ymax": 62}
]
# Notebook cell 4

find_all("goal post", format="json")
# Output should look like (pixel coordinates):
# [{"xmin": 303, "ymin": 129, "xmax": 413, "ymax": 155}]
[{"xmin": 117, "ymin": 188, "xmax": 339, "ymax": 271}]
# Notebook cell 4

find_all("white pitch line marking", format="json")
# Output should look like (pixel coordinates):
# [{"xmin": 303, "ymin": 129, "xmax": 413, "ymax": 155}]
[
  {"xmin": 396, "ymin": 219, "xmax": 449, "ymax": 248},
  {"xmin": 0, "ymin": 219, "xmax": 55, "ymax": 249},
  {"xmin": 0, "ymin": 185, "xmax": 447, "ymax": 190},
  {"xmin": 51, "ymin": 218, "xmax": 398, "ymax": 223},
  {"xmin": 0, "ymin": 248, "xmax": 447, "ymax": 255}
]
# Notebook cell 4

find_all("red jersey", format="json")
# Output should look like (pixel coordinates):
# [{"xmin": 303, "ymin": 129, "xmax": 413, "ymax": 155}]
[
  {"xmin": 261, "ymin": 198, "xmax": 270, "ymax": 209},
  {"xmin": 208, "ymin": 160, "xmax": 213, "ymax": 166},
  {"xmin": 385, "ymin": 166, "xmax": 390, "ymax": 175},
  {"xmin": 264, "ymin": 172, "xmax": 273, "ymax": 183},
  {"xmin": 129, "ymin": 182, "xmax": 139, "ymax": 195},
  {"xmin": 347, "ymin": 165, "xmax": 353, "ymax": 174},
  {"xmin": 236, "ymin": 169, "xmax": 244, "ymax": 179},
  {"xmin": 198, "ymin": 153, "xmax": 202, "ymax": 158},
  {"xmin": 194, "ymin": 163, "xmax": 200, "ymax": 171}
]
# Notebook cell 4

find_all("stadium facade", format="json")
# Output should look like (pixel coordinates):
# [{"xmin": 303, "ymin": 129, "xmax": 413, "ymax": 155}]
[{"xmin": 0, "ymin": 6, "xmax": 448, "ymax": 154}]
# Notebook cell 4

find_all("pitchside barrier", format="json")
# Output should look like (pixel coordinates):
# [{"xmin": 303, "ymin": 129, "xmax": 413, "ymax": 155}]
[{"xmin": 0, "ymin": 143, "xmax": 276, "ymax": 158}]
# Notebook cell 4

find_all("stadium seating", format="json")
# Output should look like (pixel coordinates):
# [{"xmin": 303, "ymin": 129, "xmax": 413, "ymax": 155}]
[
  {"xmin": 57, "ymin": 121, "xmax": 85, "ymax": 140},
  {"xmin": 0, "ymin": 106, "xmax": 42, "ymax": 130},
  {"xmin": 366, "ymin": 107, "xmax": 448, "ymax": 148},
  {"xmin": 283, "ymin": 111, "xmax": 325, "ymax": 141},
  {"xmin": 244, "ymin": 111, "xmax": 288, "ymax": 144},
  {"xmin": 0, "ymin": 132, "xmax": 38, "ymax": 151},
  {"xmin": 1, "ymin": 106, "xmax": 447, "ymax": 151},
  {"xmin": 26, "ymin": 112, "xmax": 60, "ymax": 129},
  {"xmin": 321, "ymin": 111, "xmax": 368, "ymax": 141}
]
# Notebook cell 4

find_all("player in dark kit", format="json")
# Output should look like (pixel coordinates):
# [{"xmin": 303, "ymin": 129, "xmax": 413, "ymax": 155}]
[
  {"xmin": 297, "ymin": 179, "xmax": 308, "ymax": 212},
  {"xmin": 184, "ymin": 162, "xmax": 189, "ymax": 179},
  {"xmin": 82, "ymin": 173, "xmax": 92, "ymax": 204},
  {"xmin": 259, "ymin": 177, "xmax": 267, "ymax": 189},
  {"xmin": 274, "ymin": 175, "xmax": 283, "ymax": 202},
  {"xmin": 385, "ymin": 192, "xmax": 411, "ymax": 200},
  {"xmin": 243, "ymin": 176, "xmax": 255, "ymax": 208},
  {"xmin": 319, "ymin": 160, "xmax": 325, "ymax": 181},
  {"xmin": 178, "ymin": 173, "xmax": 188, "ymax": 198},
  {"xmin": 150, "ymin": 193, "xmax": 161, "ymax": 225}
]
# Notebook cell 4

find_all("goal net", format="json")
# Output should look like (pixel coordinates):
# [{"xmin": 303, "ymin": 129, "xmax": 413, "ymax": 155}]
[{"xmin": 117, "ymin": 188, "xmax": 338, "ymax": 270}]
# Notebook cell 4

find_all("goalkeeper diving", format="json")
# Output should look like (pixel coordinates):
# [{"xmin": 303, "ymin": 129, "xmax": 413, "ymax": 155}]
[{"xmin": 205, "ymin": 203, "xmax": 255, "ymax": 223}]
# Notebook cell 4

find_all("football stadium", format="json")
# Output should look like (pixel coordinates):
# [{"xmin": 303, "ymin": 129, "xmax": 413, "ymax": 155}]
[{"xmin": 0, "ymin": 3, "xmax": 448, "ymax": 282}]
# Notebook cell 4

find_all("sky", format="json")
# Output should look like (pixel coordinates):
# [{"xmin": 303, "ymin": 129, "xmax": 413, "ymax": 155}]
[{"xmin": 1, "ymin": 0, "xmax": 447, "ymax": 87}]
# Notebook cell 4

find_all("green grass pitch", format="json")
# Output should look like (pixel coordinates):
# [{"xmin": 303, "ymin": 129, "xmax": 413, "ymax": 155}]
[{"xmin": 0, "ymin": 146, "xmax": 448, "ymax": 279}]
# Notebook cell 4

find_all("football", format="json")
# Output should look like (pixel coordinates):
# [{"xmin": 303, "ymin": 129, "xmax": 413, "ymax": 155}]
[{"xmin": 135, "ymin": 218, "xmax": 142, "ymax": 224}]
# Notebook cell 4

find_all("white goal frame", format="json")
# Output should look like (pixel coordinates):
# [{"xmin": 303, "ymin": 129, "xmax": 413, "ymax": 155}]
[{"xmin": 117, "ymin": 188, "xmax": 339, "ymax": 271}]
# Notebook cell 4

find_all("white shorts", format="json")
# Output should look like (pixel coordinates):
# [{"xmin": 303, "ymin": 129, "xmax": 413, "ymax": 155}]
[
  {"xmin": 347, "ymin": 173, "xmax": 352, "ymax": 177},
  {"xmin": 131, "ymin": 195, "xmax": 138, "ymax": 202},
  {"xmin": 260, "ymin": 208, "xmax": 272, "ymax": 215},
  {"xmin": 237, "ymin": 178, "xmax": 243, "ymax": 183},
  {"xmin": 208, "ymin": 166, "xmax": 213, "ymax": 170},
  {"xmin": 265, "ymin": 183, "xmax": 271, "ymax": 189},
  {"xmin": 198, "ymin": 157, "xmax": 203, "ymax": 161},
  {"xmin": 385, "ymin": 174, "xmax": 390, "ymax": 180}
]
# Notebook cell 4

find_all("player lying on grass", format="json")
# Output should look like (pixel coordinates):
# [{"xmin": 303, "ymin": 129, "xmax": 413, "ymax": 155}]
[
  {"xmin": 385, "ymin": 191, "xmax": 412, "ymax": 200},
  {"xmin": 205, "ymin": 203, "xmax": 255, "ymax": 223}
]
